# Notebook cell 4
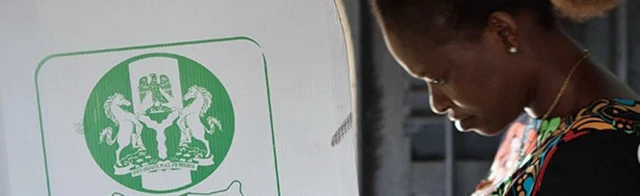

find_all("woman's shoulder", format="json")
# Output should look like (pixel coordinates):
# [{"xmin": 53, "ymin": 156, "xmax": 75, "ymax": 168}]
[
  {"xmin": 559, "ymin": 98, "xmax": 640, "ymax": 141},
  {"xmin": 533, "ymin": 98, "xmax": 640, "ymax": 195},
  {"xmin": 530, "ymin": 98, "xmax": 640, "ymax": 157},
  {"xmin": 549, "ymin": 98, "xmax": 640, "ymax": 160},
  {"xmin": 534, "ymin": 129, "xmax": 640, "ymax": 195}
]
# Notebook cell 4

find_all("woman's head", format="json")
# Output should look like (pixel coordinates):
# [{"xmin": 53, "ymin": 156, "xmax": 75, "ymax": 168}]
[{"xmin": 370, "ymin": 0, "xmax": 620, "ymax": 135}]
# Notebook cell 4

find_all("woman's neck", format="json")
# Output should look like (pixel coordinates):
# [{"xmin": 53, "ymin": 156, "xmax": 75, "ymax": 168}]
[{"xmin": 523, "ymin": 29, "xmax": 638, "ymax": 119}]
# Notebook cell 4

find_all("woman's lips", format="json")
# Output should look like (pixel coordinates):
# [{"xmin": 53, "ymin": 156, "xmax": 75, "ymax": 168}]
[
  {"xmin": 453, "ymin": 116, "xmax": 475, "ymax": 131},
  {"xmin": 448, "ymin": 114, "xmax": 472, "ymax": 122}
]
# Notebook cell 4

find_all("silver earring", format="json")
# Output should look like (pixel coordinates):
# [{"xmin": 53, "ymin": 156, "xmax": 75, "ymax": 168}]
[{"xmin": 509, "ymin": 47, "xmax": 518, "ymax": 54}]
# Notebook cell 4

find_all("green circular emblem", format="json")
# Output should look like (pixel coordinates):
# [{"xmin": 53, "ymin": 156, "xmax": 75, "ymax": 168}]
[{"xmin": 83, "ymin": 53, "xmax": 235, "ymax": 193}]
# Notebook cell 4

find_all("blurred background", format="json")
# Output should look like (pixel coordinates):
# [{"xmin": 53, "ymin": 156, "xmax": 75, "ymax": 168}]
[{"xmin": 341, "ymin": 1, "xmax": 640, "ymax": 196}]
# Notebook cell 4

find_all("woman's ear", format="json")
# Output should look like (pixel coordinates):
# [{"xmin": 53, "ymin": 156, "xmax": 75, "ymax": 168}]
[{"xmin": 486, "ymin": 11, "xmax": 519, "ymax": 53}]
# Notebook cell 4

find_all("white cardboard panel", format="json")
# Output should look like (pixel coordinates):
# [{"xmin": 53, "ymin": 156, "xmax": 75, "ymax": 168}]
[
  {"xmin": 0, "ymin": 1, "xmax": 359, "ymax": 195},
  {"xmin": 0, "ymin": 88, "xmax": 8, "ymax": 195}
]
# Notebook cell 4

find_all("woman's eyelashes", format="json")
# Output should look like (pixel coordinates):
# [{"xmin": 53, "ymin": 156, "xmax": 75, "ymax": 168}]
[
  {"xmin": 430, "ymin": 78, "xmax": 446, "ymax": 85},
  {"xmin": 426, "ymin": 74, "xmax": 448, "ymax": 85},
  {"xmin": 415, "ymin": 70, "xmax": 448, "ymax": 85}
]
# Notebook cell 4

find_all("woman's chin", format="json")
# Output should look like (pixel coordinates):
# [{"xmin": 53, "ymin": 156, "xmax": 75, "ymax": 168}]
[{"xmin": 473, "ymin": 129, "xmax": 503, "ymax": 136}]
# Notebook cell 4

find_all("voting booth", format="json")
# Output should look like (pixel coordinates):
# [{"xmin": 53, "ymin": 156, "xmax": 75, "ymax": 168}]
[{"xmin": 0, "ymin": 1, "xmax": 359, "ymax": 195}]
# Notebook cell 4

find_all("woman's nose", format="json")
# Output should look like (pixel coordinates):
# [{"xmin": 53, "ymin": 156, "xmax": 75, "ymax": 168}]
[{"xmin": 428, "ymin": 85, "xmax": 451, "ymax": 115}]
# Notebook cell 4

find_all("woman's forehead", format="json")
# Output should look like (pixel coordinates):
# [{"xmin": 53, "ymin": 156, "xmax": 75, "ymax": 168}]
[{"xmin": 390, "ymin": 42, "xmax": 451, "ymax": 75}]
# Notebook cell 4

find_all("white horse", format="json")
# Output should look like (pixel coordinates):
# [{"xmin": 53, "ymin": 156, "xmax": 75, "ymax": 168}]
[
  {"xmin": 177, "ymin": 86, "xmax": 222, "ymax": 158},
  {"xmin": 99, "ymin": 93, "xmax": 145, "ymax": 167}
]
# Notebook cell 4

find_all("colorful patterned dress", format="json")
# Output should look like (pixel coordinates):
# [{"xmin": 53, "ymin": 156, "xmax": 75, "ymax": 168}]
[{"xmin": 472, "ymin": 98, "xmax": 640, "ymax": 196}]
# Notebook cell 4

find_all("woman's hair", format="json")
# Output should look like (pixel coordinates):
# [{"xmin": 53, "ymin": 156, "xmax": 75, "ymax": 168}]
[
  {"xmin": 371, "ymin": 0, "xmax": 620, "ymax": 44},
  {"xmin": 551, "ymin": 0, "xmax": 620, "ymax": 20}
]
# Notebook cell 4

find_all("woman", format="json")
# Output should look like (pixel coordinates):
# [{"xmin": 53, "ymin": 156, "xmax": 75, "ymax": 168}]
[{"xmin": 370, "ymin": 0, "xmax": 640, "ymax": 195}]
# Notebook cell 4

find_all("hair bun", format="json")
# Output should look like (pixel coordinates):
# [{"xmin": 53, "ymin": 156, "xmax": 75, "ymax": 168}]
[{"xmin": 550, "ymin": 0, "xmax": 621, "ymax": 21}]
